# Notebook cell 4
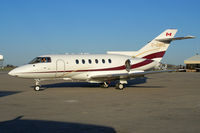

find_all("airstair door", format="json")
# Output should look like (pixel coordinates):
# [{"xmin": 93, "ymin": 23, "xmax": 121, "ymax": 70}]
[{"xmin": 56, "ymin": 59, "xmax": 65, "ymax": 78}]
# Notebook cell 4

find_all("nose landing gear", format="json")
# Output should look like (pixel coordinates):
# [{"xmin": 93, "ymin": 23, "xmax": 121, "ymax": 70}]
[{"xmin": 34, "ymin": 79, "xmax": 41, "ymax": 91}]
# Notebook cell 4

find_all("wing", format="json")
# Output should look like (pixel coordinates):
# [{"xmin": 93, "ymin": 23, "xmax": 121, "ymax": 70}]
[{"xmin": 89, "ymin": 70, "xmax": 174, "ymax": 82}]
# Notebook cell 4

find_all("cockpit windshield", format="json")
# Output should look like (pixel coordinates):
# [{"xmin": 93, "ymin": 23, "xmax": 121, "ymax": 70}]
[{"xmin": 29, "ymin": 57, "xmax": 51, "ymax": 64}]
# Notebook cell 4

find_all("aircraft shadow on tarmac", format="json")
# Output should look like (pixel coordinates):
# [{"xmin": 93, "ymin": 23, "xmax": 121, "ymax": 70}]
[
  {"xmin": 39, "ymin": 77, "xmax": 149, "ymax": 89},
  {"xmin": 0, "ymin": 116, "xmax": 116, "ymax": 133},
  {"xmin": 31, "ymin": 77, "xmax": 164, "ymax": 90},
  {"xmin": 0, "ymin": 91, "xmax": 21, "ymax": 98}
]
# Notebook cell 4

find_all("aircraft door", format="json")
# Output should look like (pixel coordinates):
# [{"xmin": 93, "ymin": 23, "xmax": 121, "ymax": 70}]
[{"xmin": 56, "ymin": 59, "xmax": 65, "ymax": 77}]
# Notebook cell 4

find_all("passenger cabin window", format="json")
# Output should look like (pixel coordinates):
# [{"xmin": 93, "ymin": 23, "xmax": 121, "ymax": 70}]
[
  {"xmin": 29, "ymin": 57, "xmax": 51, "ymax": 64},
  {"xmin": 88, "ymin": 59, "xmax": 92, "ymax": 64},
  {"xmin": 108, "ymin": 59, "xmax": 112, "ymax": 63},
  {"xmin": 95, "ymin": 59, "xmax": 98, "ymax": 64},
  {"xmin": 82, "ymin": 59, "xmax": 85, "ymax": 64},
  {"xmin": 76, "ymin": 59, "xmax": 79, "ymax": 64},
  {"xmin": 102, "ymin": 59, "xmax": 105, "ymax": 64}
]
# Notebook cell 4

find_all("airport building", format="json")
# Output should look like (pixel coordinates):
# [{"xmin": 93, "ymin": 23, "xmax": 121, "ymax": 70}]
[
  {"xmin": 0, "ymin": 54, "xmax": 3, "ymax": 69},
  {"xmin": 184, "ymin": 54, "xmax": 200, "ymax": 72}
]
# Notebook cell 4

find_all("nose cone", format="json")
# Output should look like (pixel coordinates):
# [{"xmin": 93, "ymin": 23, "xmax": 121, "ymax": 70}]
[
  {"xmin": 8, "ymin": 66, "xmax": 26, "ymax": 77},
  {"xmin": 8, "ymin": 69, "xmax": 18, "ymax": 77},
  {"xmin": 8, "ymin": 64, "xmax": 35, "ymax": 78}
]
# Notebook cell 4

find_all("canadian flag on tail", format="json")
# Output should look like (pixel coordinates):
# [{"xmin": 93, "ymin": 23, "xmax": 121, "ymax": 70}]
[
  {"xmin": 166, "ymin": 32, "xmax": 172, "ymax": 36},
  {"xmin": 155, "ymin": 29, "xmax": 177, "ymax": 40}
]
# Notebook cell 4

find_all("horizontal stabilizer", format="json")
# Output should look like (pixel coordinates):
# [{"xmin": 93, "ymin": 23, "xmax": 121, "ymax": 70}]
[{"xmin": 156, "ymin": 36, "xmax": 195, "ymax": 42}]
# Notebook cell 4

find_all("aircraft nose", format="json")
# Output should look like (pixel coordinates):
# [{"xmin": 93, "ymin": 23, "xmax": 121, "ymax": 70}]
[{"xmin": 8, "ymin": 69, "xmax": 18, "ymax": 77}]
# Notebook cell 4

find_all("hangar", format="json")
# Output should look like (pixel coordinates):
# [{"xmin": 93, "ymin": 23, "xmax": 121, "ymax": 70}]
[{"xmin": 184, "ymin": 54, "xmax": 200, "ymax": 72}]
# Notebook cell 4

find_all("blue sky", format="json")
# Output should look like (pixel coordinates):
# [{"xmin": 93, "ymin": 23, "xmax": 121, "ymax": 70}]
[{"xmin": 0, "ymin": 0, "xmax": 199, "ymax": 66}]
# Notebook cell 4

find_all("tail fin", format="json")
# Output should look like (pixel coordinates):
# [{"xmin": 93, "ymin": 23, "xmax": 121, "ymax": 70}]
[
  {"xmin": 135, "ymin": 29, "xmax": 177, "ymax": 62},
  {"xmin": 134, "ymin": 29, "xmax": 195, "ymax": 62},
  {"xmin": 107, "ymin": 29, "xmax": 195, "ymax": 62}
]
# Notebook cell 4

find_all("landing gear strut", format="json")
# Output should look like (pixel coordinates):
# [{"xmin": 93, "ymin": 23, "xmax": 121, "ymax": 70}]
[
  {"xmin": 100, "ymin": 82, "xmax": 109, "ymax": 88},
  {"xmin": 34, "ymin": 79, "xmax": 41, "ymax": 91}
]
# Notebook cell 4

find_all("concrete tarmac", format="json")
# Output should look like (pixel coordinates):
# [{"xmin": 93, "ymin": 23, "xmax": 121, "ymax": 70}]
[{"xmin": 0, "ymin": 72, "xmax": 200, "ymax": 133}]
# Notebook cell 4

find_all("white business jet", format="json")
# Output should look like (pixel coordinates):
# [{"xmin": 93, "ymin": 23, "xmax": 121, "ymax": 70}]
[{"xmin": 8, "ymin": 29, "xmax": 195, "ymax": 91}]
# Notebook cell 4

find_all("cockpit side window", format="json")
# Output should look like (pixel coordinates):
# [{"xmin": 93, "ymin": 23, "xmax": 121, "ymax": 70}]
[
  {"xmin": 41, "ymin": 57, "xmax": 46, "ymax": 62},
  {"xmin": 29, "ymin": 57, "xmax": 51, "ymax": 64},
  {"xmin": 29, "ymin": 57, "xmax": 40, "ymax": 64},
  {"xmin": 47, "ymin": 57, "xmax": 51, "ymax": 62}
]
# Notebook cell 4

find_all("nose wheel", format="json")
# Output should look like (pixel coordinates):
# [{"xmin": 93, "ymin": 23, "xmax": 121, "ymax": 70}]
[
  {"xmin": 34, "ymin": 79, "xmax": 41, "ymax": 91},
  {"xmin": 34, "ymin": 85, "xmax": 41, "ymax": 91}
]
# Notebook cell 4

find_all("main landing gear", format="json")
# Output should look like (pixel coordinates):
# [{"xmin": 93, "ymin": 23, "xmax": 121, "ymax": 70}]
[
  {"xmin": 115, "ymin": 83, "xmax": 125, "ymax": 90},
  {"xmin": 34, "ymin": 79, "xmax": 41, "ymax": 91},
  {"xmin": 115, "ymin": 80, "xmax": 127, "ymax": 90},
  {"xmin": 100, "ymin": 81, "xmax": 126, "ymax": 90}
]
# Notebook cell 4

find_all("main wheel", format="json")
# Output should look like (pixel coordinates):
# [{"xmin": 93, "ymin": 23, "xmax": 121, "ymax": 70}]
[
  {"xmin": 115, "ymin": 83, "xmax": 124, "ymax": 90},
  {"xmin": 34, "ymin": 85, "xmax": 40, "ymax": 91}
]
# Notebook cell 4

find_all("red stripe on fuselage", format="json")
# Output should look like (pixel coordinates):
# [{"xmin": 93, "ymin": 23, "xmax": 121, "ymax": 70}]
[
  {"xmin": 131, "ymin": 59, "xmax": 153, "ymax": 69},
  {"xmin": 142, "ymin": 51, "xmax": 165, "ymax": 59}
]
